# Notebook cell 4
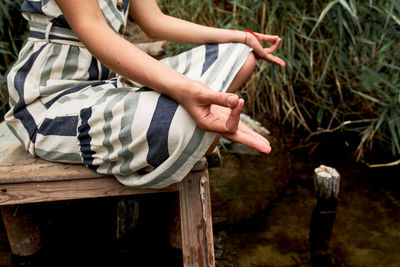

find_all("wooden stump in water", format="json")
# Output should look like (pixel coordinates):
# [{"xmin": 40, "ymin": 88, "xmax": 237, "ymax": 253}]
[
  {"xmin": 309, "ymin": 165, "xmax": 340, "ymax": 266},
  {"xmin": 313, "ymin": 165, "xmax": 340, "ymax": 200}
]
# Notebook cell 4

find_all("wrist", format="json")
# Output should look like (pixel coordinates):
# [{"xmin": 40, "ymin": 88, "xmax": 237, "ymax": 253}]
[
  {"xmin": 173, "ymin": 77, "xmax": 200, "ymax": 104},
  {"xmin": 243, "ymin": 30, "xmax": 258, "ymax": 45},
  {"xmin": 238, "ymin": 30, "xmax": 247, "ymax": 44},
  {"xmin": 225, "ymin": 29, "xmax": 247, "ymax": 44}
]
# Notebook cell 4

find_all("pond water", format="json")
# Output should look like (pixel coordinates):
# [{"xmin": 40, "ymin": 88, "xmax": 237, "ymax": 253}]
[
  {"xmin": 210, "ymin": 140, "xmax": 400, "ymax": 267},
  {"xmin": 0, "ymin": 135, "xmax": 398, "ymax": 267}
]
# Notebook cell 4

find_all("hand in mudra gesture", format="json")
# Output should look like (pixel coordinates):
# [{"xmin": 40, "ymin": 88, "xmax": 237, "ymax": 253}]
[
  {"xmin": 210, "ymin": 100, "xmax": 272, "ymax": 153},
  {"xmin": 181, "ymin": 82, "xmax": 271, "ymax": 154},
  {"xmin": 244, "ymin": 30, "xmax": 286, "ymax": 67}
]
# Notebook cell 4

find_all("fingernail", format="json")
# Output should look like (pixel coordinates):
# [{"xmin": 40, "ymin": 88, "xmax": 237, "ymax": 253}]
[{"xmin": 227, "ymin": 95, "xmax": 237, "ymax": 107}]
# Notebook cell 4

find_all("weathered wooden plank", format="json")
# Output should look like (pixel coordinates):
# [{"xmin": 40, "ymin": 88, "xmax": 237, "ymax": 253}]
[
  {"xmin": 0, "ymin": 163, "xmax": 110, "ymax": 184},
  {"xmin": 179, "ymin": 169, "xmax": 215, "ymax": 267},
  {"xmin": 0, "ymin": 178, "xmax": 178, "ymax": 205}
]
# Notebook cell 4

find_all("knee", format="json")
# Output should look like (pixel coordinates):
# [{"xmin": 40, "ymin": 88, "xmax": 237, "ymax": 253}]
[
  {"xmin": 236, "ymin": 52, "xmax": 256, "ymax": 84},
  {"xmin": 227, "ymin": 52, "xmax": 257, "ymax": 93},
  {"xmin": 242, "ymin": 52, "xmax": 256, "ymax": 76}
]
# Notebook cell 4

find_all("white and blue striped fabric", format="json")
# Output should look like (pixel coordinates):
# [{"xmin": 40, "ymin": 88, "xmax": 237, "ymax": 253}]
[{"xmin": 5, "ymin": 0, "xmax": 252, "ymax": 188}]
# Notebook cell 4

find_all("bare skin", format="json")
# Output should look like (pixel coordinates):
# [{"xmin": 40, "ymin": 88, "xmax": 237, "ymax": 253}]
[
  {"xmin": 55, "ymin": 0, "xmax": 285, "ymax": 154},
  {"xmin": 227, "ymin": 53, "xmax": 257, "ymax": 94}
]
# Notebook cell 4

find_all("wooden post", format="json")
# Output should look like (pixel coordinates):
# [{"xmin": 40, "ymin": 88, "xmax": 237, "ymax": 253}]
[
  {"xmin": 168, "ymin": 193, "xmax": 182, "ymax": 251},
  {"xmin": 309, "ymin": 165, "xmax": 340, "ymax": 264},
  {"xmin": 0, "ymin": 205, "xmax": 41, "ymax": 257},
  {"xmin": 116, "ymin": 198, "xmax": 140, "ymax": 240},
  {"xmin": 179, "ymin": 161, "xmax": 215, "ymax": 267},
  {"xmin": 115, "ymin": 197, "xmax": 140, "ymax": 256}
]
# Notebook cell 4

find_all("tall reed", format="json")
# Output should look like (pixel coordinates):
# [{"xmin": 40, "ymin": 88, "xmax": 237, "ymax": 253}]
[{"xmin": 161, "ymin": 0, "xmax": 400, "ymax": 164}]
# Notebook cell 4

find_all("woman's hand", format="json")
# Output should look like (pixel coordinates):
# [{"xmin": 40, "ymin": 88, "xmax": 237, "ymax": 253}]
[
  {"xmin": 244, "ymin": 31, "xmax": 286, "ymax": 67},
  {"xmin": 210, "ymin": 103, "xmax": 272, "ymax": 153},
  {"xmin": 180, "ymin": 81, "xmax": 271, "ymax": 154}
]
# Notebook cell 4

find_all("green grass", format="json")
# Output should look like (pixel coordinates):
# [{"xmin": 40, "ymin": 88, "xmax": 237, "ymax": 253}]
[
  {"xmin": 0, "ymin": 0, "xmax": 399, "ymax": 164},
  {"xmin": 160, "ymin": 0, "xmax": 400, "ymax": 164}
]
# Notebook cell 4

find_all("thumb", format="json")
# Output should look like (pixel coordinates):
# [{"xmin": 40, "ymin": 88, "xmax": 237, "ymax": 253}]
[{"xmin": 198, "ymin": 91, "xmax": 239, "ymax": 108}]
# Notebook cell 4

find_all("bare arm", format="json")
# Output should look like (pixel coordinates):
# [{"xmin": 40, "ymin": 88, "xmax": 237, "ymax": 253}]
[
  {"xmin": 130, "ymin": 0, "xmax": 285, "ymax": 67},
  {"xmin": 129, "ymin": 0, "xmax": 245, "ymax": 44},
  {"xmin": 56, "ymin": 0, "xmax": 193, "ymax": 105}
]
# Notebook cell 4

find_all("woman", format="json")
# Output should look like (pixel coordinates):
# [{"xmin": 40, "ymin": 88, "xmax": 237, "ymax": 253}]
[{"xmin": 6, "ymin": 0, "xmax": 285, "ymax": 188}]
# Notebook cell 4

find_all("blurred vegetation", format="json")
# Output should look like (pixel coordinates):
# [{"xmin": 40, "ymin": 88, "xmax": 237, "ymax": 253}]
[
  {"xmin": 160, "ymin": 0, "xmax": 400, "ymax": 165},
  {"xmin": 0, "ymin": 0, "xmax": 27, "ymax": 120},
  {"xmin": 0, "ymin": 0, "xmax": 399, "ymax": 165}
]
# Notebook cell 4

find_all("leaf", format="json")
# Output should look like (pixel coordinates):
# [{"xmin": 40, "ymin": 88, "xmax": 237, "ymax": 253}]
[
  {"xmin": 317, "ymin": 41, "xmax": 336, "ymax": 90},
  {"xmin": 388, "ymin": 111, "xmax": 400, "ymax": 153},
  {"xmin": 374, "ymin": 108, "xmax": 387, "ymax": 131},
  {"xmin": 317, "ymin": 108, "xmax": 324, "ymax": 124},
  {"xmin": 350, "ymin": 89, "xmax": 388, "ymax": 107},
  {"xmin": 363, "ymin": 65, "xmax": 400, "ymax": 92},
  {"xmin": 338, "ymin": 0, "xmax": 356, "ymax": 18},
  {"xmin": 378, "ymin": 40, "xmax": 394, "ymax": 55},
  {"xmin": 309, "ymin": 0, "xmax": 338, "ymax": 37},
  {"xmin": 0, "ymin": 49, "xmax": 12, "ymax": 56},
  {"xmin": 359, "ymin": 73, "xmax": 380, "ymax": 92}
]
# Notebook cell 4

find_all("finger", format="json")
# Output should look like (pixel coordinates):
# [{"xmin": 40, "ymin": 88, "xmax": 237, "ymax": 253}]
[
  {"xmin": 225, "ymin": 98, "xmax": 244, "ymax": 133},
  {"xmin": 237, "ymin": 121, "xmax": 264, "ymax": 137},
  {"xmin": 198, "ymin": 91, "xmax": 239, "ymax": 108},
  {"xmin": 243, "ymin": 135, "xmax": 271, "ymax": 154},
  {"xmin": 197, "ymin": 105, "xmax": 240, "ymax": 133},
  {"xmin": 223, "ymin": 128, "xmax": 271, "ymax": 154},
  {"xmin": 248, "ymin": 38, "xmax": 266, "ymax": 58},
  {"xmin": 265, "ymin": 54, "xmax": 286, "ymax": 67},
  {"xmin": 259, "ymin": 34, "xmax": 280, "ymax": 43},
  {"xmin": 223, "ymin": 120, "xmax": 271, "ymax": 153},
  {"xmin": 265, "ymin": 38, "xmax": 281, "ymax": 53},
  {"xmin": 238, "ymin": 121, "xmax": 271, "ymax": 149},
  {"xmin": 198, "ymin": 113, "xmax": 231, "ymax": 133},
  {"xmin": 219, "ymin": 110, "xmax": 272, "ymax": 153}
]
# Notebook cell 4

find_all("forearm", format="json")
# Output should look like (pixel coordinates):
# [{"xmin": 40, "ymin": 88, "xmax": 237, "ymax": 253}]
[
  {"xmin": 86, "ymin": 22, "xmax": 194, "ymax": 102},
  {"xmin": 56, "ymin": 0, "xmax": 197, "ymax": 104},
  {"xmin": 144, "ymin": 15, "xmax": 245, "ymax": 44},
  {"xmin": 130, "ymin": 0, "xmax": 246, "ymax": 44}
]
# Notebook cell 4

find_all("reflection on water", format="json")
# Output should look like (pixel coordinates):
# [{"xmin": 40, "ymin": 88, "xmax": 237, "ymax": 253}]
[{"xmin": 210, "ymin": 141, "xmax": 400, "ymax": 267}]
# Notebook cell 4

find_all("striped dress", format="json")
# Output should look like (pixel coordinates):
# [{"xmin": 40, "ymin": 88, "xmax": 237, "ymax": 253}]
[{"xmin": 5, "ymin": 0, "xmax": 252, "ymax": 188}]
